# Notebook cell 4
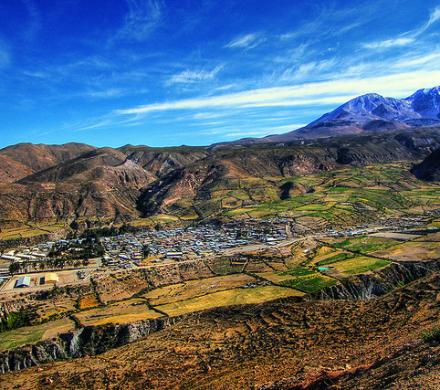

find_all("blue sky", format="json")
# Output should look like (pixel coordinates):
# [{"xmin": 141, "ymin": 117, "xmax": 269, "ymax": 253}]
[{"xmin": 1, "ymin": 0, "xmax": 440, "ymax": 148}]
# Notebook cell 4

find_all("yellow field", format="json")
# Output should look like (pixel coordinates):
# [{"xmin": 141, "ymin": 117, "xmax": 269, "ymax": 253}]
[
  {"xmin": 74, "ymin": 298, "xmax": 161, "ymax": 326},
  {"xmin": 372, "ymin": 241, "xmax": 440, "ymax": 262},
  {"xmin": 79, "ymin": 294, "xmax": 100, "ymax": 310},
  {"xmin": 155, "ymin": 286, "xmax": 303, "ymax": 317},
  {"xmin": 256, "ymin": 271, "xmax": 301, "ymax": 285},
  {"xmin": 415, "ymin": 231, "xmax": 440, "ymax": 242},
  {"xmin": 329, "ymin": 256, "xmax": 390, "ymax": 276},
  {"xmin": 0, "ymin": 222, "xmax": 65, "ymax": 241},
  {"xmin": 144, "ymin": 274, "xmax": 257, "ymax": 305}
]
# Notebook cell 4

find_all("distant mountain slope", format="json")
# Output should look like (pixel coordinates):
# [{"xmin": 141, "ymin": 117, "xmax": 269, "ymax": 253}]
[
  {"xmin": 138, "ymin": 130, "xmax": 440, "ymax": 218},
  {"xmin": 19, "ymin": 148, "xmax": 153, "ymax": 185},
  {"xmin": 0, "ymin": 145, "xmax": 207, "ymax": 222},
  {"xmin": 0, "ymin": 148, "xmax": 155, "ymax": 222},
  {"xmin": 231, "ymin": 86, "xmax": 440, "ymax": 144},
  {"xmin": 0, "ymin": 142, "xmax": 95, "ymax": 182},
  {"xmin": 411, "ymin": 147, "xmax": 440, "ymax": 181},
  {"xmin": 1, "ymin": 130, "xmax": 440, "ymax": 224},
  {"xmin": 119, "ymin": 145, "xmax": 208, "ymax": 178}
]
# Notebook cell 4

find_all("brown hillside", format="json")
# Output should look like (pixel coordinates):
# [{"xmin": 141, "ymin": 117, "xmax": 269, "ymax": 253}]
[{"xmin": 2, "ymin": 272, "xmax": 440, "ymax": 389}]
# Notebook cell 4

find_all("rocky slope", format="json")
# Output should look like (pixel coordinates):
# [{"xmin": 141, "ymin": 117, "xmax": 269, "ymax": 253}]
[
  {"xmin": 2, "ymin": 272, "xmax": 440, "ymax": 389},
  {"xmin": 0, "ymin": 129, "xmax": 439, "ymax": 224},
  {"xmin": 0, "ymin": 317, "xmax": 177, "ymax": 374},
  {"xmin": 138, "ymin": 130, "xmax": 440, "ymax": 217},
  {"xmin": 411, "ymin": 147, "xmax": 440, "ymax": 181},
  {"xmin": 0, "ymin": 143, "xmax": 95, "ymax": 182},
  {"xmin": 120, "ymin": 145, "xmax": 208, "ymax": 178},
  {"xmin": 0, "ymin": 150, "xmax": 156, "ymax": 223}
]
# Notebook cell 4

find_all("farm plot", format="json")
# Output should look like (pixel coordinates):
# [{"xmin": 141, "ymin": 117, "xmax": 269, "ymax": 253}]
[
  {"xmin": 155, "ymin": 286, "xmax": 303, "ymax": 317},
  {"xmin": 0, "ymin": 318, "xmax": 75, "ymax": 351},
  {"xmin": 143, "ymin": 274, "xmax": 257, "ymax": 306},
  {"xmin": 257, "ymin": 266, "xmax": 338, "ymax": 294},
  {"xmin": 372, "ymin": 241, "xmax": 440, "ymax": 262},
  {"xmin": 74, "ymin": 298, "xmax": 161, "ymax": 326},
  {"xmin": 328, "ymin": 256, "xmax": 390, "ymax": 277},
  {"xmin": 330, "ymin": 236, "xmax": 401, "ymax": 254}
]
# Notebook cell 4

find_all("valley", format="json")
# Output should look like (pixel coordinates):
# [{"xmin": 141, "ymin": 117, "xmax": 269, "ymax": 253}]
[
  {"xmin": 3, "ymin": 1, "xmax": 440, "ymax": 387},
  {"xmin": 1, "ymin": 105, "xmax": 440, "ymax": 388}
]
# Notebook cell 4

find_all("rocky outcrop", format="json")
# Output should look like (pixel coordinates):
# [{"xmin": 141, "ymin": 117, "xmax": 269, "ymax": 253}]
[
  {"xmin": 312, "ymin": 261, "xmax": 440, "ymax": 300},
  {"xmin": 0, "ymin": 316, "xmax": 178, "ymax": 374},
  {"xmin": 411, "ymin": 147, "xmax": 440, "ymax": 181}
]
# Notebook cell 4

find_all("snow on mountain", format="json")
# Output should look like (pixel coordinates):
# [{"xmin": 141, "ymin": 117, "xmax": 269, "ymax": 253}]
[
  {"xmin": 229, "ymin": 86, "xmax": 440, "ymax": 144},
  {"xmin": 405, "ymin": 86, "xmax": 440, "ymax": 119},
  {"xmin": 308, "ymin": 93, "xmax": 420, "ymax": 128}
]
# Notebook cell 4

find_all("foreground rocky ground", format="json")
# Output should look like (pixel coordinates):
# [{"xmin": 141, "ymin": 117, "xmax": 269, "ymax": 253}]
[{"xmin": 1, "ymin": 272, "xmax": 440, "ymax": 389}]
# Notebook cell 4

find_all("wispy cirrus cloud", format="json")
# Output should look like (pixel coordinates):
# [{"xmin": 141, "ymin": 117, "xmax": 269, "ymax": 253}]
[
  {"xmin": 225, "ymin": 33, "xmax": 265, "ymax": 50},
  {"xmin": 392, "ymin": 50, "xmax": 440, "ymax": 68},
  {"xmin": 166, "ymin": 65, "xmax": 224, "ymax": 85},
  {"xmin": 278, "ymin": 59, "xmax": 337, "ymax": 82},
  {"xmin": 115, "ymin": 69, "xmax": 440, "ymax": 116},
  {"xmin": 419, "ymin": 5, "xmax": 440, "ymax": 34},
  {"xmin": 85, "ymin": 88, "xmax": 127, "ymax": 99},
  {"xmin": 362, "ymin": 37, "xmax": 414, "ymax": 49},
  {"xmin": 115, "ymin": 0, "xmax": 163, "ymax": 42},
  {"xmin": 363, "ymin": 5, "xmax": 440, "ymax": 50}
]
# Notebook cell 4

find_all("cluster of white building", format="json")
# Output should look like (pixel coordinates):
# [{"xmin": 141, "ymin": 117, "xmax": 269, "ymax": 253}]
[{"xmin": 100, "ymin": 220, "xmax": 289, "ymax": 268}]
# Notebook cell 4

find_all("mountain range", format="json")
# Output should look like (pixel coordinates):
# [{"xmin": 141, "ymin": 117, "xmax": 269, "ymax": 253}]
[
  {"xmin": 232, "ymin": 86, "xmax": 440, "ymax": 144},
  {"xmin": 1, "ymin": 129, "xmax": 440, "ymax": 225},
  {"xmin": 1, "ymin": 86, "xmax": 440, "ymax": 226}
]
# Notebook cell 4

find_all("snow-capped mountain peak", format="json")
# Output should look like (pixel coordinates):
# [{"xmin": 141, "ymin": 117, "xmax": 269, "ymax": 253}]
[{"xmin": 406, "ymin": 86, "xmax": 440, "ymax": 119}]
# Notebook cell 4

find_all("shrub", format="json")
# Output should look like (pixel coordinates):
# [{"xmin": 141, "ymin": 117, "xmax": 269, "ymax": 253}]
[{"xmin": 421, "ymin": 327, "xmax": 440, "ymax": 344}]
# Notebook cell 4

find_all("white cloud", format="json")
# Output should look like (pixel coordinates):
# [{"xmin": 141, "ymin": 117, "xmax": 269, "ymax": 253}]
[
  {"xmin": 362, "ymin": 37, "xmax": 414, "ymax": 49},
  {"xmin": 363, "ymin": 6, "xmax": 440, "ymax": 50},
  {"xmin": 85, "ymin": 88, "xmax": 125, "ymax": 98},
  {"xmin": 392, "ymin": 51, "xmax": 440, "ymax": 68},
  {"xmin": 167, "ymin": 65, "xmax": 224, "ymax": 85},
  {"xmin": 115, "ymin": 69, "xmax": 440, "ymax": 116},
  {"xmin": 116, "ymin": 0, "xmax": 163, "ymax": 41},
  {"xmin": 225, "ymin": 33, "xmax": 264, "ymax": 49},
  {"xmin": 279, "ymin": 59, "xmax": 336, "ymax": 82},
  {"xmin": 425, "ymin": 5, "xmax": 440, "ymax": 31}
]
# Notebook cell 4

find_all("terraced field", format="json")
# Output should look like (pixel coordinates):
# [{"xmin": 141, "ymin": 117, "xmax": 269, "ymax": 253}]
[
  {"xmin": 0, "ymin": 318, "xmax": 74, "ymax": 351},
  {"xmin": 3, "ymin": 163, "xmax": 440, "ymax": 242},
  {"xmin": 0, "ymin": 221, "xmax": 66, "ymax": 241},
  {"xmin": 372, "ymin": 241, "xmax": 440, "ymax": 262},
  {"xmin": 3, "ymin": 225, "xmax": 440, "ymax": 366},
  {"xmin": 179, "ymin": 163, "xmax": 440, "ymax": 227},
  {"xmin": 155, "ymin": 286, "xmax": 304, "ymax": 316},
  {"xmin": 143, "ymin": 274, "xmax": 257, "ymax": 305},
  {"xmin": 74, "ymin": 298, "xmax": 161, "ymax": 326}
]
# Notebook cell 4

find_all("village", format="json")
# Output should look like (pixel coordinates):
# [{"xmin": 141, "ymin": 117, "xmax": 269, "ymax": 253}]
[
  {"xmin": 0, "ymin": 214, "xmax": 431, "ymax": 294},
  {"xmin": 0, "ymin": 219, "xmax": 290, "ymax": 292}
]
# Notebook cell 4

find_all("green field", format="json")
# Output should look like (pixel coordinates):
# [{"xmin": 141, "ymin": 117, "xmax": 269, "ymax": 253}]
[
  {"xmin": 154, "ymin": 163, "xmax": 440, "ymax": 225},
  {"xmin": 331, "ymin": 236, "xmax": 401, "ymax": 254},
  {"xmin": 280, "ymin": 274, "xmax": 339, "ymax": 293},
  {"xmin": 0, "ymin": 318, "xmax": 74, "ymax": 351},
  {"xmin": 315, "ymin": 252, "xmax": 355, "ymax": 266}
]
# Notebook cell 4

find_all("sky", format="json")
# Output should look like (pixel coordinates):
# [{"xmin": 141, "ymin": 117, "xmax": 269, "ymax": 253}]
[{"xmin": 1, "ymin": 0, "xmax": 440, "ymax": 148}]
